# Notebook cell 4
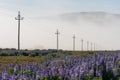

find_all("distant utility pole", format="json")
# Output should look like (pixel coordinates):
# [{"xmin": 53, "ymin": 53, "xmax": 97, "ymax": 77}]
[
  {"xmin": 73, "ymin": 34, "xmax": 76, "ymax": 51},
  {"xmin": 15, "ymin": 11, "xmax": 24, "ymax": 51},
  {"xmin": 91, "ymin": 42, "xmax": 92, "ymax": 51},
  {"xmin": 81, "ymin": 39, "xmax": 83, "ymax": 51},
  {"xmin": 55, "ymin": 29, "xmax": 60, "ymax": 52},
  {"xmin": 87, "ymin": 41, "xmax": 89, "ymax": 51},
  {"xmin": 94, "ymin": 43, "xmax": 96, "ymax": 51}
]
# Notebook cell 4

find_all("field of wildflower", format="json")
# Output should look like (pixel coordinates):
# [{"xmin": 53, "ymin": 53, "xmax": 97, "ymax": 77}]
[{"xmin": 0, "ymin": 51, "xmax": 120, "ymax": 80}]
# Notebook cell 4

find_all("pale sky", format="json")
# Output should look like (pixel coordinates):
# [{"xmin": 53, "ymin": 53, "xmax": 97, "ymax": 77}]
[{"xmin": 0, "ymin": 0, "xmax": 120, "ymax": 50}]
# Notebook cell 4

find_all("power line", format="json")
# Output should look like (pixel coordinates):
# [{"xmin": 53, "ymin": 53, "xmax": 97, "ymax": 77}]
[{"xmin": 15, "ymin": 11, "xmax": 24, "ymax": 51}]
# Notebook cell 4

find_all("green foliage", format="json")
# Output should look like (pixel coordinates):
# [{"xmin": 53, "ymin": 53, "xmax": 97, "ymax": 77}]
[
  {"xmin": 43, "ymin": 77, "xmax": 48, "ymax": 80},
  {"xmin": 24, "ymin": 68, "xmax": 31, "ymax": 74},
  {"xmin": 15, "ymin": 69, "xmax": 21, "ymax": 75},
  {"xmin": 22, "ymin": 52, "xmax": 29, "ymax": 56},
  {"xmin": 37, "ymin": 74, "xmax": 60, "ymax": 80},
  {"xmin": 0, "ymin": 52, "xmax": 9, "ymax": 56},
  {"xmin": 53, "ymin": 74, "xmax": 60, "ymax": 80},
  {"xmin": 39, "ymin": 56, "xmax": 46, "ymax": 64},
  {"xmin": 15, "ymin": 56, "xmax": 19, "ymax": 63},
  {"xmin": 93, "ymin": 77, "xmax": 102, "ymax": 80},
  {"xmin": 89, "ymin": 51, "xmax": 94, "ymax": 54},
  {"xmin": 24, "ymin": 68, "xmax": 36, "ymax": 77},
  {"xmin": 102, "ymin": 62, "xmax": 115, "ymax": 80},
  {"xmin": 77, "ymin": 78, "xmax": 81, "ymax": 80},
  {"xmin": 117, "ymin": 77, "xmax": 120, "ymax": 80},
  {"xmin": 94, "ymin": 64, "xmax": 97, "ymax": 76},
  {"xmin": 84, "ymin": 74, "xmax": 89, "ymax": 80},
  {"xmin": 29, "ymin": 53, "xmax": 36, "ymax": 57},
  {"xmin": 37, "ymin": 77, "xmax": 41, "ymax": 80},
  {"xmin": 8, "ymin": 68, "xmax": 14, "ymax": 75}
]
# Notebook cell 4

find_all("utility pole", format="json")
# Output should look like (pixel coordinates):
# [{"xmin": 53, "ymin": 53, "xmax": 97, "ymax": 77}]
[
  {"xmin": 55, "ymin": 29, "xmax": 60, "ymax": 52},
  {"xmin": 15, "ymin": 11, "xmax": 24, "ymax": 51},
  {"xmin": 81, "ymin": 39, "xmax": 83, "ymax": 51},
  {"xmin": 94, "ymin": 43, "xmax": 95, "ymax": 51},
  {"xmin": 87, "ymin": 41, "xmax": 89, "ymax": 51},
  {"xmin": 91, "ymin": 42, "xmax": 92, "ymax": 51},
  {"xmin": 73, "ymin": 34, "xmax": 76, "ymax": 51}
]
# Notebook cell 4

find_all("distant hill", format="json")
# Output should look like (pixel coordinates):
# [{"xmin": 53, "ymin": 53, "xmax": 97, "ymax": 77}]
[{"xmin": 59, "ymin": 12, "xmax": 120, "ymax": 26}]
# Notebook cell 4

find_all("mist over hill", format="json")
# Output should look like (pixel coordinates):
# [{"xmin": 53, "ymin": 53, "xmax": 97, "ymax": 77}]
[
  {"xmin": 36, "ymin": 12, "xmax": 120, "ymax": 50},
  {"xmin": 59, "ymin": 12, "xmax": 120, "ymax": 27},
  {"xmin": 38, "ymin": 11, "xmax": 120, "ymax": 28}
]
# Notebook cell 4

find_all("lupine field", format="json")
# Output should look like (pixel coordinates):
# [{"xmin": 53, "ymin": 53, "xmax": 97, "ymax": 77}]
[{"xmin": 1, "ymin": 51, "xmax": 120, "ymax": 80}]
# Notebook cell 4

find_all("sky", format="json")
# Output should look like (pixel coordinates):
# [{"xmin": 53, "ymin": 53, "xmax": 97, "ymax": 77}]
[
  {"xmin": 0, "ymin": 0, "xmax": 120, "ymax": 50},
  {"xmin": 1, "ymin": 0, "xmax": 120, "ymax": 16}
]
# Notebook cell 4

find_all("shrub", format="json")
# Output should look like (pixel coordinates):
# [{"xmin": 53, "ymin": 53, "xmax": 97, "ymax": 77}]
[
  {"xmin": 29, "ymin": 53, "xmax": 36, "ymax": 57},
  {"xmin": 8, "ymin": 68, "xmax": 14, "ymax": 75},
  {"xmin": 0, "ymin": 52, "xmax": 9, "ymax": 56}
]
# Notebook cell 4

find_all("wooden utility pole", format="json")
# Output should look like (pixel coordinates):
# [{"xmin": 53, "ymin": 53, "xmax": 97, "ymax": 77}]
[
  {"xmin": 55, "ymin": 29, "xmax": 60, "ymax": 52},
  {"xmin": 87, "ymin": 41, "xmax": 89, "ymax": 51},
  {"xmin": 91, "ymin": 42, "xmax": 93, "ymax": 51},
  {"xmin": 15, "ymin": 11, "xmax": 24, "ymax": 51},
  {"xmin": 73, "ymin": 34, "xmax": 76, "ymax": 51},
  {"xmin": 81, "ymin": 39, "xmax": 83, "ymax": 51}
]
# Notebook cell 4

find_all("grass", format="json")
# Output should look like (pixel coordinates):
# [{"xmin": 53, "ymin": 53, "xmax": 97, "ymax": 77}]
[
  {"xmin": 70, "ymin": 51, "xmax": 94, "ymax": 55},
  {"xmin": 0, "ymin": 56, "xmax": 40, "ymax": 70}
]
